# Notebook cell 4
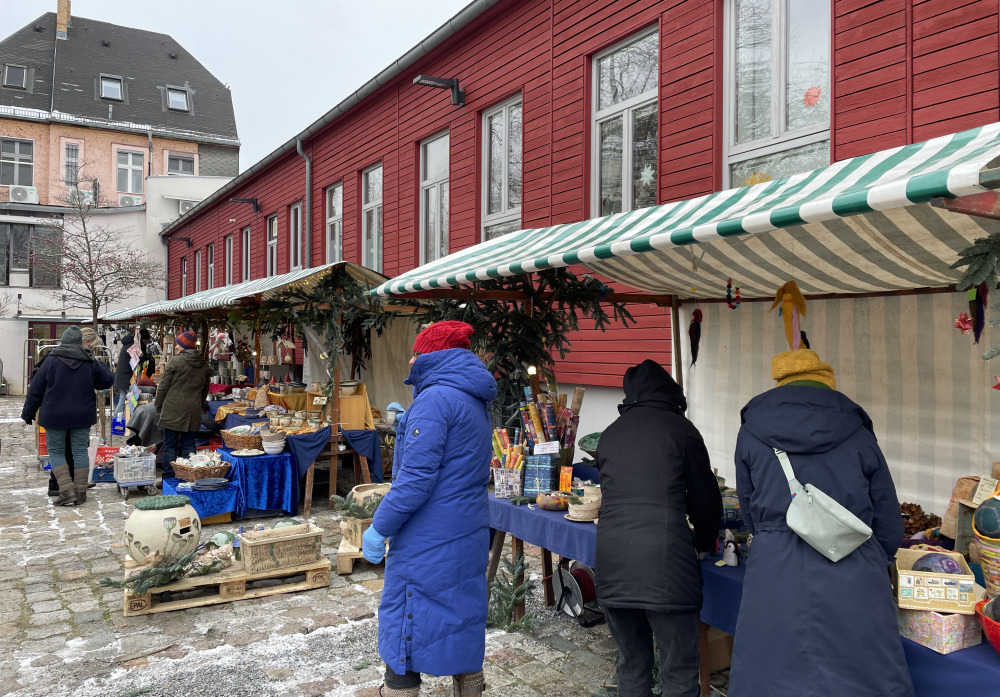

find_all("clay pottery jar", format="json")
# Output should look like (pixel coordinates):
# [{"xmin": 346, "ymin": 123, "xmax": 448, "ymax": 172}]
[{"xmin": 123, "ymin": 495, "xmax": 201, "ymax": 564}]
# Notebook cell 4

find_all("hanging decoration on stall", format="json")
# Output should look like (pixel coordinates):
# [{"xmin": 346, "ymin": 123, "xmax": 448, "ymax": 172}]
[
  {"xmin": 726, "ymin": 279, "xmax": 741, "ymax": 309},
  {"xmin": 993, "ymin": 377, "xmax": 1000, "ymax": 392},
  {"xmin": 688, "ymin": 309, "xmax": 702, "ymax": 366},
  {"xmin": 951, "ymin": 231, "xmax": 1000, "ymax": 373},
  {"xmin": 967, "ymin": 282, "xmax": 990, "ymax": 343},
  {"xmin": 769, "ymin": 280, "xmax": 807, "ymax": 350},
  {"xmin": 954, "ymin": 312, "xmax": 973, "ymax": 335}
]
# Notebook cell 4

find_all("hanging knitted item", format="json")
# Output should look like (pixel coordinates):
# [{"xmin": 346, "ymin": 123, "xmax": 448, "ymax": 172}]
[
  {"xmin": 769, "ymin": 280, "xmax": 807, "ymax": 350},
  {"xmin": 688, "ymin": 309, "xmax": 703, "ymax": 366},
  {"xmin": 726, "ymin": 279, "xmax": 742, "ymax": 309},
  {"xmin": 972, "ymin": 282, "xmax": 990, "ymax": 343}
]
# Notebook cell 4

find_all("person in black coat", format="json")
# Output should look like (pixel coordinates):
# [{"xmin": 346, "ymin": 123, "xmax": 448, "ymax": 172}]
[
  {"xmin": 595, "ymin": 360, "xmax": 722, "ymax": 697},
  {"xmin": 113, "ymin": 330, "xmax": 155, "ymax": 416},
  {"xmin": 22, "ymin": 326, "xmax": 114, "ymax": 506}
]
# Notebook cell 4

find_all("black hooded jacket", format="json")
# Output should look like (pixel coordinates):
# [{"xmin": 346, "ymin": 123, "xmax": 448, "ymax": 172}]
[
  {"xmin": 594, "ymin": 360, "xmax": 723, "ymax": 611},
  {"xmin": 22, "ymin": 345, "xmax": 114, "ymax": 428}
]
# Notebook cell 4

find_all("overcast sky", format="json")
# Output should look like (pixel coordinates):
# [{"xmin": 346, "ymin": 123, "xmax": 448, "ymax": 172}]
[{"xmin": 5, "ymin": 0, "xmax": 473, "ymax": 170}]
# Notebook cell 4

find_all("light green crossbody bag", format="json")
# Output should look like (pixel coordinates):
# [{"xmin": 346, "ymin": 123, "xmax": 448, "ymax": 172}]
[{"xmin": 773, "ymin": 448, "xmax": 873, "ymax": 562}]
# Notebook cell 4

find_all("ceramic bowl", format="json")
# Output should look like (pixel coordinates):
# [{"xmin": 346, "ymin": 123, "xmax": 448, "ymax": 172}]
[
  {"xmin": 289, "ymin": 417, "xmax": 304, "ymax": 428},
  {"xmin": 279, "ymin": 417, "xmax": 292, "ymax": 427},
  {"xmin": 262, "ymin": 440, "xmax": 286, "ymax": 455}
]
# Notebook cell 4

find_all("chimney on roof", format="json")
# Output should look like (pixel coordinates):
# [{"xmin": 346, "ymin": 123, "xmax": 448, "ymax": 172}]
[{"xmin": 56, "ymin": 0, "xmax": 71, "ymax": 40}]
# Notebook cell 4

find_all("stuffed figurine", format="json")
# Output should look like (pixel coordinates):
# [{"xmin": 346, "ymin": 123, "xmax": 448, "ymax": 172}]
[{"xmin": 723, "ymin": 529, "xmax": 740, "ymax": 566}]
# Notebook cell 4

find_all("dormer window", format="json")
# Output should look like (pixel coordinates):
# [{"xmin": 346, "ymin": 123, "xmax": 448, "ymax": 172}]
[
  {"xmin": 3, "ymin": 65, "xmax": 26, "ymax": 89},
  {"xmin": 166, "ymin": 86, "xmax": 189, "ymax": 112},
  {"xmin": 100, "ymin": 74, "xmax": 123, "ymax": 100}
]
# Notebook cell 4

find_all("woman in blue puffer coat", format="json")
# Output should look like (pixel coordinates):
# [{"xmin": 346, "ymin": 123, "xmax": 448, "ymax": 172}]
[{"xmin": 362, "ymin": 321, "xmax": 497, "ymax": 697}]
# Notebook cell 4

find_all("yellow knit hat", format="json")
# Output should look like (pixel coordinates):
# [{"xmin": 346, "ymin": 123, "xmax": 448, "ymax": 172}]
[{"xmin": 771, "ymin": 349, "xmax": 836, "ymax": 389}]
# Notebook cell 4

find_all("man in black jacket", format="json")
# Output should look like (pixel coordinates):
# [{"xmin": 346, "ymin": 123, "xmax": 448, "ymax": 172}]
[{"xmin": 594, "ymin": 360, "xmax": 722, "ymax": 697}]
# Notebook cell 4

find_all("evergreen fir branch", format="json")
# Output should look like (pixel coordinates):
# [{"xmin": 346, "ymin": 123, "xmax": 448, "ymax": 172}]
[
  {"xmin": 330, "ymin": 492, "xmax": 384, "ymax": 519},
  {"xmin": 984, "ymin": 344, "xmax": 1000, "ymax": 361},
  {"xmin": 486, "ymin": 552, "xmax": 537, "ymax": 633},
  {"xmin": 99, "ymin": 550, "xmax": 225, "ymax": 597}
]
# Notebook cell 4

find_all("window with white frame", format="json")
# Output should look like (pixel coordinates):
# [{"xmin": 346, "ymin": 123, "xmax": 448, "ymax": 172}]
[
  {"xmin": 206, "ymin": 244, "xmax": 215, "ymax": 289},
  {"xmin": 362, "ymin": 164, "xmax": 382, "ymax": 272},
  {"xmin": 100, "ymin": 75, "xmax": 123, "ymax": 100},
  {"xmin": 483, "ymin": 97, "xmax": 522, "ymax": 240},
  {"xmin": 592, "ymin": 29, "xmax": 659, "ymax": 217},
  {"xmin": 64, "ymin": 142, "xmax": 80, "ymax": 185},
  {"xmin": 181, "ymin": 257, "xmax": 187, "ymax": 296},
  {"xmin": 0, "ymin": 223, "xmax": 60, "ymax": 287},
  {"xmin": 194, "ymin": 249, "xmax": 202, "ymax": 292},
  {"xmin": 725, "ymin": 0, "xmax": 831, "ymax": 186},
  {"xmin": 241, "ymin": 226, "xmax": 251, "ymax": 281},
  {"xmin": 325, "ymin": 183, "xmax": 342, "ymax": 263},
  {"xmin": 266, "ymin": 215, "xmax": 278, "ymax": 276},
  {"xmin": 167, "ymin": 154, "xmax": 195, "ymax": 175},
  {"xmin": 3, "ymin": 65, "xmax": 27, "ymax": 89},
  {"xmin": 166, "ymin": 87, "xmax": 189, "ymax": 111},
  {"xmin": 1, "ymin": 138, "xmax": 33, "ymax": 186},
  {"xmin": 289, "ymin": 202, "xmax": 303, "ymax": 270},
  {"xmin": 224, "ymin": 234, "xmax": 233, "ymax": 286},
  {"xmin": 116, "ymin": 149, "xmax": 144, "ymax": 193},
  {"xmin": 420, "ymin": 132, "xmax": 449, "ymax": 263}
]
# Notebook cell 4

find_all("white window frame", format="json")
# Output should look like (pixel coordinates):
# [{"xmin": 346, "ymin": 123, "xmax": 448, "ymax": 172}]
[
  {"xmin": 166, "ymin": 86, "xmax": 189, "ymax": 112},
  {"xmin": 722, "ymin": 0, "xmax": 831, "ymax": 187},
  {"xmin": 361, "ymin": 164, "xmax": 383, "ymax": 273},
  {"xmin": 115, "ymin": 148, "xmax": 144, "ymax": 193},
  {"xmin": 3, "ymin": 64, "xmax": 27, "ymax": 89},
  {"xmin": 325, "ymin": 183, "xmax": 342, "ymax": 264},
  {"xmin": 194, "ymin": 249, "xmax": 202, "ymax": 292},
  {"xmin": 590, "ymin": 28, "xmax": 659, "ymax": 218},
  {"xmin": 62, "ymin": 138, "xmax": 83, "ymax": 186},
  {"xmin": 241, "ymin": 226, "xmax": 251, "ymax": 281},
  {"xmin": 100, "ymin": 74, "xmax": 123, "ymax": 100},
  {"xmin": 481, "ymin": 96, "xmax": 522, "ymax": 240},
  {"xmin": 420, "ymin": 131, "xmax": 450, "ymax": 264},
  {"xmin": 266, "ymin": 215, "xmax": 278, "ymax": 277},
  {"xmin": 181, "ymin": 257, "xmax": 187, "ymax": 296},
  {"xmin": 224, "ymin": 234, "xmax": 233, "ymax": 286},
  {"xmin": 289, "ymin": 202, "xmax": 303, "ymax": 270},
  {"xmin": 206, "ymin": 243, "xmax": 215, "ymax": 290},
  {"xmin": 167, "ymin": 153, "xmax": 195, "ymax": 176},
  {"xmin": 1, "ymin": 137, "xmax": 34, "ymax": 186}
]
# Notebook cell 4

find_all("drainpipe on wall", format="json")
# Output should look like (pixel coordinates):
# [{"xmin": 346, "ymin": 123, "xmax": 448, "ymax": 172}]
[
  {"xmin": 148, "ymin": 130, "xmax": 154, "ymax": 177},
  {"xmin": 296, "ymin": 139, "xmax": 312, "ymax": 269}
]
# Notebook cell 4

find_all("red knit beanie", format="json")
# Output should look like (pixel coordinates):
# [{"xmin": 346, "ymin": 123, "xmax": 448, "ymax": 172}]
[
  {"xmin": 176, "ymin": 331, "xmax": 198, "ymax": 350},
  {"xmin": 412, "ymin": 321, "xmax": 474, "ymax": 354}
]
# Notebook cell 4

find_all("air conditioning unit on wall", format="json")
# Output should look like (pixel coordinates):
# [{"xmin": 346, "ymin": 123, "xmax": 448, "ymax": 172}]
[
  {"xmin": 8, "ymin": 185, "xmax": 38, "ymax": 204},
  {"xmin": 68, "ymin": 188, "xmax": 94, "ymax": 205},
  {"xmin": 119, "ymin": 194, "xmax": 144, "ymax": 207},
  {"xmin": 178, "ymin": 199, "xmax": 198, "ymax": 215}
]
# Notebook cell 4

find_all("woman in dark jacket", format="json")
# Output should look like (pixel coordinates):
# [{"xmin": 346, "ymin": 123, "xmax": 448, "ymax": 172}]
[
  {"xmin": 113, "ymin": 330, "xmax": 155, "ymax": 416},
  {"xmin": 22, "ymin": 326, "xmax": 114, "ymax": 506},
  {"xmin": 595, "ymin": 360, "xmax": 722, "ymax": 697},
  {"xmin": 154, "ymin": 331, "xmax": 209, "ymax": 478},
  {"xmin": 728, "ymin": 349, "xmax": 912, "ymax": 697}
]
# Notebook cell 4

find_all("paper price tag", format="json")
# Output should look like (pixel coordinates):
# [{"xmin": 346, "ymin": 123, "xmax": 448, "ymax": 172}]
[
  {"xmin": 534, "ymin": 441, "xmax": 560, "ymax": 455},
  {"xmin": 312, "ymin": 396, "xmax": 328, "ymax": 405},
  {"xmin": 972, "ymin": 476, "xmax": 999, "ymax": 505}
]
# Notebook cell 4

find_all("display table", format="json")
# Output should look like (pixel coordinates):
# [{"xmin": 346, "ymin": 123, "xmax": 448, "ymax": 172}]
[
  {"xmin": 219, "ymin": 447, "xmax": 297, "ymax": 517},
  {"xmin": 162, "ymin": 478, "xmax": 238, "ymax": 521},
  {"xmin": 208, "ymin": 384, "xmax": 233, "ymax": 395},
  {"xmin": 247, "ymin": 389, "xmax": 310, "ymax": 412},
  {"xmin": 487, "ymin": 493, "xmax": 1000, "ymax": 697}
]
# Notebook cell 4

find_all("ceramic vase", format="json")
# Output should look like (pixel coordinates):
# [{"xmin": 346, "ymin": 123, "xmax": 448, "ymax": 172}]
[{"xmin": 123, "ymin": 495, "xmax": 201, "ymax": 564}]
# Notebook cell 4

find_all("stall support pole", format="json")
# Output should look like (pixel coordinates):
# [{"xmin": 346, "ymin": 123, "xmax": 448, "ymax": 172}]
[
  {"xmin": 254, "ymin": 324, "xmax": 261, "ymax": 385},
  {"xmin": 671, "ymin": 296, "xmax": 683, "ymax": 389}
]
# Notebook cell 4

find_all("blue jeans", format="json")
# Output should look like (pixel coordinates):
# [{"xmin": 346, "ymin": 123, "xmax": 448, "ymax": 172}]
[
  {"xmin": 46, "ymin": 427, "xmax": 91, "ymax": 474},
  {"xmin": 114, "ymin": 389, "xmax": 129, "ymax": 416},
  {"xmin": 160, "ymin": 429, "xmax": 196, "ymax": 478}
]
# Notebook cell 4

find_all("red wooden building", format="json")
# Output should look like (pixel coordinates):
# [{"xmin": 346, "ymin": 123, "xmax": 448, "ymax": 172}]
[{"xmin": 161, "ymin": 0, "xmax": 999, "ymax": 390}]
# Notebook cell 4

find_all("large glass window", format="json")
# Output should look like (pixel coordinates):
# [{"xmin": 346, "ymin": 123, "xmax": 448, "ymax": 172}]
[
  {"xmin": 241, "ymin": 226, "xmax": 251, "ymax": 281},
  {"xmin": 727, "ymin": 0, "xmax": 830, "ymax": 186},
  {"xmin": 64, "ymin": 143, "xmax": 80, "ymax": 185},
  {"xmin": 206, "ymin": 244, "xmax": 215, "ymax": 290},
  {"xmin": 362, "ymin": 165, "xmax": 382, "ymax": 273},
  {"xmin": 224, "ymin": 235, "xmax": 233, "ymax": 286},
  {"xmin": 266, "ymin": 215, "xmax": 278, "ymax": 277},
  {"xmin": 116, "ymin": 150, "xmax": 144, "ymax": 193},
  {"xmin": 483, "ymin": 97, "xmax": 522, "ymax": 240},
  {"xmin": 167, "ymin": 87, "xmax": 189, "ymax": 111},
  {"xmin": 3, "ymin": 65, "xmax": 27, "ymax": 89},
  {"xmin": 593, "ymin": 30, "xmax": 658, "ymax": 217},
  {"xmin": 325, "ymin": 183, "xmax": 342, "ymax": 264},
  {"xmin": 420, "ymin": 133, "xmax": 449, "ymax": 263},
  {"xmin": 101, "ymin": 75, "xmax": 123, "ymax": 100},
  {"xmin": 289, "ymin": 202, "xmax": 303, "ymax": 270},
  {"xmin": 0, "ymin": 223, "xmax": 60, "ymax": 287},
  {"xmin": 194, "ymin": 249, "xmax": 202, "ymax": 292},
  {"xmin": 1, "ymin": 138, "xmax": 33, "ymax": 186}
]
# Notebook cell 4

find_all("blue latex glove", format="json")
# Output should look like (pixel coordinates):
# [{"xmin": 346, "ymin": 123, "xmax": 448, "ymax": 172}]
[{"xmin": 362, "ymin": 525, "xmax": 387, "ymax": 563}]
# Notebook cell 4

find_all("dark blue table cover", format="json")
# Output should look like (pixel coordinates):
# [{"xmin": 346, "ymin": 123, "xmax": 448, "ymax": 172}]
[
  {"xmin": 162, "ymin": 478, "xmax": 238, "ymax": 519},
  {"xmin": 221, "ymin": 412, "xmax": 267, "ymax": 432},
  {"xmin": 340, "ymin": 428, "xmax": 383, "ymax": 483},
  {"xmin": 286, "ymin": 426, "xmax": 333, "ymax": 478},
  {"xmin": 219, "ymin": 447, "xmax": 296, "ymax": 516},
  {"xmin": 489, "ymin": 494, "xmax": 1000, "ymax": 694},
  {"xmin": 206, "ymin": 399, "xmax": 233, "ymax": 418}
]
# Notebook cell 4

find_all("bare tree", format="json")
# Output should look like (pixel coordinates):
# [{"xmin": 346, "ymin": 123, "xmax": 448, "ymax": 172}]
[{"xmin": 32, "ymin": 176, "xmax": 164, "ymax": 327}]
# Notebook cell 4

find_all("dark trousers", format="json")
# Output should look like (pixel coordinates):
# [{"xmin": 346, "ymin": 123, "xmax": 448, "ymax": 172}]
[
  {"xmin": 160, "ymin": 429, "xmax": 196, "ymax": 478},
  {"xmin": 605, "ymin": 606, "xmax": 700, "ymax": 697},
  {"xmin": 385, "ymin": 663, "xmax": 421, "ymax": 689}
]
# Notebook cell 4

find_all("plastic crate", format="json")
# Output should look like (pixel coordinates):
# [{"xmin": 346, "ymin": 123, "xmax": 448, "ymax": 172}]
[
  {"xmin": 92, "ymin": 467, "xmax": 116, "ymax": 483},
  {"xmin": 94, "ymin": 446, "xmax": 119, "ymax": 465},
  {"xmin": 113, "ymin": 453, "xmax": 155, "ymax": 484}
]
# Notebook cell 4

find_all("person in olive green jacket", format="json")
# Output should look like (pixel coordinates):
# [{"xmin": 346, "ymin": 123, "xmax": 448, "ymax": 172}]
[{"xmin": 154, "ymin": 331, "xmax": 210, "ymax": 479}]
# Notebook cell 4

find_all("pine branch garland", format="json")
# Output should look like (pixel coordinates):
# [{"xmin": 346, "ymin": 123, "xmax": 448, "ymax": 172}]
[
  {"xmin": 99, "ymin": 549, "xmax": 224, "ymax": 597},
  {"xmin": 952, "ymin": 232, "xmax": 1000, "ymax": 365},
  {"xmin": 330, "ymin": 491, "xmax": 384, "ymax": 519},
  {"xmin": 486, "ymin": 553, "xmax": 537, "ymax": 633}
]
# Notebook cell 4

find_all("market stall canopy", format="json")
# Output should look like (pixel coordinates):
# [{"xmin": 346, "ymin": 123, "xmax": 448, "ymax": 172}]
[
  {"xmin": 372, "ymin": 123, "xmax": 1000, "ymax": 299},
  {"xmin": 101, "ymin": 262, "xmax": 388, "ymax": 322}
]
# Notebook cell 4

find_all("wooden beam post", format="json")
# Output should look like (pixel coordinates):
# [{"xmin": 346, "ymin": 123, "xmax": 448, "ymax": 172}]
[{"xmin": 671, "ymin": 295, "xmax": 683, "ymax": 389}]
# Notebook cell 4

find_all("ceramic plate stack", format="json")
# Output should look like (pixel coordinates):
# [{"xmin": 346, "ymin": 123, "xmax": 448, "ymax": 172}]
[{"xmin": 193, "ymin": 478, "xmax": 230, "ymax": 491}]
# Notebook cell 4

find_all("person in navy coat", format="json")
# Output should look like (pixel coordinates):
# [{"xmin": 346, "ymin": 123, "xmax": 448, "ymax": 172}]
[
  {"xmin": 728, "ymin": 349, "xmax": 913, "ymax": 697},
  {"xmin": 362, "ymin": 321, "xmax": 497, "ymax": 697}
]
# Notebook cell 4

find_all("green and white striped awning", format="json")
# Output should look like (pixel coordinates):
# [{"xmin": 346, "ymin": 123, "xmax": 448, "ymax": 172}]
[
  {"xmin": 373, "ymin": 123, "xmax": 1000, "ymax": 298},
  {"xmin": 101, "ymin": 262, "xmax": 387, "ymax": 322}
]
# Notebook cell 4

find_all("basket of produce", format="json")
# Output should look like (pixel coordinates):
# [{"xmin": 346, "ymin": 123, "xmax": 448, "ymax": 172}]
[
  {"xmin": 172, "ymin": 460, "xmax": 231, "ymax": 482},
  {"xmin": 221, "ymin": 426, "xmax": 263, "ymax": 450}
]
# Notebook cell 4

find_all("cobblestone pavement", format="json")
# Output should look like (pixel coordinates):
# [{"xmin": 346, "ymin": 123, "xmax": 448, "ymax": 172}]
[{"xmin": 0, "ymin": 397, "xmax": 626, "ymax": 697}]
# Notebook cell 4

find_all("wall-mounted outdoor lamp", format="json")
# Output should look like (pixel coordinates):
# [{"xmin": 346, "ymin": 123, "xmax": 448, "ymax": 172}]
[
  {"xmin": 230, "ymin": 197, "xmax": 261, "ymax": 213},
  {"xmin": 169, "ymin": 237, "xmax": 192, "ymax": 248},
  {"xmin": 413, "ymin": 75, "xmax": 465, "ymax": 106}
]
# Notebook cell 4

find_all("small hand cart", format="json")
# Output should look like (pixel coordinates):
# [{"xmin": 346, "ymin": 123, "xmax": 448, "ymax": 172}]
[{"xmin": 113, "ymin": 452, "xmax": 157, "ymax": 500}]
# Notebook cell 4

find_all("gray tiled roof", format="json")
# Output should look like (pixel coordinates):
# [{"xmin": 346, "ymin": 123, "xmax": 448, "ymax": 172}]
[{"xmin": 0, "ymin": 12, "xmax": 238, "ymax": 142}]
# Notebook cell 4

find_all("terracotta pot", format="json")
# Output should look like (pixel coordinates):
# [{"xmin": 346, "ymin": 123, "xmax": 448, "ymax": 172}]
[{"xmin": 123, "ymin": 495, "xmax": 201, "ymax": 564}]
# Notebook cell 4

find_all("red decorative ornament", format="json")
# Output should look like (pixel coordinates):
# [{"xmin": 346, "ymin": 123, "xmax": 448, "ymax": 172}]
[
  {"xmin": 955, "ymin": 312, "xmax": 973, "ymax": 334},
  {"xmin": 803, "ymin": 86, "xmax": 822, "ymax": 107},
  {"xmin": 993, "ymin": 377, "xmax": 1000, "ymax": 392},
  {"xmin": 726, "ymin": 279, "xmax": 742, "ymax": 310}
]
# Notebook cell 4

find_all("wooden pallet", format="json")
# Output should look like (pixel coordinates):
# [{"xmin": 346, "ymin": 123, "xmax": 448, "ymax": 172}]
[
  {"xmin": 336, "ymin": 538, "xmax": 366, "ymax": 575},
  {"xmin": 122, "ymin": 558, "xmax": 331, "ymax": 616}
]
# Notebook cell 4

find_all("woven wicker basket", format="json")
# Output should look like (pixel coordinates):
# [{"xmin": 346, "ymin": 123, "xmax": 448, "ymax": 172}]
[
  {"xmin": 221, "ymin": 429, "xmax": 263, "ymax": 450},
  {"xmin": 173, "ymin": 461, "xmax": 231, "ymax": 482}
]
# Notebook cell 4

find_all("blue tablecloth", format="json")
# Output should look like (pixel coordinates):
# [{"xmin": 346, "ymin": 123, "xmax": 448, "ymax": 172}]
[
  {"xmin": 206, "ymin": 399, "xmax": 234, "ymax": 418},
  {"xmin": 286, "ymin": 426, "xmax": 333, "ymax": 478},
  {"xmin": 162, "ymin": 478, "xmax": 238, "ymax": 519},
  {"xmin": 221, "ymin": 412, "xmax": 267, "ymax": 432},
  {"xmin": 340, "ymin": 428, "xmax": 383, "ymax": 483},
  {"xmin": 220, "ymin": 447, "xmax": 297, "ymax": 516},
  {"xmin": 488, "ymin": 494, "xmax": 1000, "ymax": 695}
]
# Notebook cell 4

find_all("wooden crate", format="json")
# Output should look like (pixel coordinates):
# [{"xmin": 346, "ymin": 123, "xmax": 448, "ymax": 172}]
[
  {"xmin": 336, "ymin": 538, "xmax": 366, "ymax": 575},
  {"xmin": 341, "ymin": 516, "xmax": 372, "ymax": 548},
  {"xmin": 237, "ymin": 523, "xmax": 325, "ymax": 574},
  {"xmin": 122, "ymin": 558, "xmax": 331, "ymax": 616}
]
